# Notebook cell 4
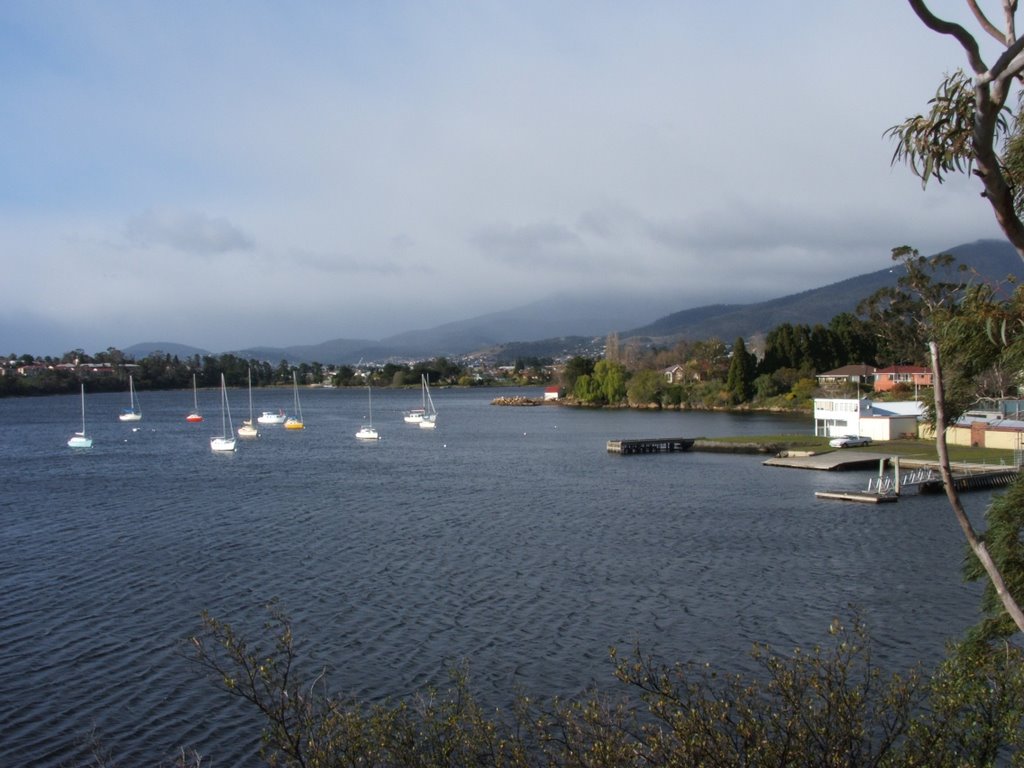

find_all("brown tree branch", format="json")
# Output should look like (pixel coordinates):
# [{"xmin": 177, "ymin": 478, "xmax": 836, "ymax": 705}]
[
  {"xmin": 930, "ymin": 340, "xmax": 1024, "ymax": 634},
  {"xmin": 908, "ymin": 0, "xmax": 988, "ymax": 72},
  {"xmin": 966, "ymin": 0, "xmax": 1011, "ymax": 45}
]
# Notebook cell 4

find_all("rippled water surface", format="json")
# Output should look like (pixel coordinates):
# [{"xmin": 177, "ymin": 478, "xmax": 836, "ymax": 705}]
[{"xmin": 0, "ymin": 386, "xmax": 989, "ymax": 765}]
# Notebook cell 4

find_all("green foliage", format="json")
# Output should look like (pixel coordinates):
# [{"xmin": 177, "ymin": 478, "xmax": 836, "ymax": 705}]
[
  {"xmin": 662, "ymin": 384, "xmax": 684, "ymax": 407},
  {"xmin": 613, "ymin": 618, "xmax": 922, "ymax": 767},
  {"xmin": 963, "ymin": 476, "xmax": 1024, "ymax": 646},
  {"xmin": 563, "ymin": 356, "xmax": 596, "ymax": 394},
  {"xmin": 828, "ymin": 312, "xmax": 878, "ymax": 368},
  {"xmin": 885, "ymin": 70, "xmax": 981, "ymax": 187},
  {"xmin": 760, "ymin": 323, "xmax": 813, "ymax": 374},
  {"xmin": 725, "ymin": 337, "xmax": 756, "ymax": 404},
  {"xmin": 935, "ymin": 283, "xmax": 1024, "ymax": 421},
  {"xmin": 189, "ymin": 609, "xmax": 1024, "ymax": 767},
  {"xmin": 909, "ymin": 641, "xmax": 1024, "ymax": 766},
  {"xmin": 193, "ymin": 606, "xmax": 535, "ymax": 767},
  {"xmin": 753, "ymin": 373, "xmax": 779, "ymax": 400},
  {"xmin": 759, "ymin": 315, "xmax": 875, "ymax": 379},
  {"xmin": 573, "ymin": 373, "xmax": 600, "ymax": 403},
  {"xmin": 857, "ymin": 246, "xmax": 966, "ymax": 368},
  {"xmin": 573, "ymin": 361, "xmax": 629, "ymax": 405},
  {"xmin": 592, "ymin": 359, "xmax": 627, "ymax": 405},
  {"xmin": 790, "ymin": 377, "xmax": 818, "ymax": 403},
  {"xmin": 626, "ymin": 369, "xmax": 665, "ymax": 407}
]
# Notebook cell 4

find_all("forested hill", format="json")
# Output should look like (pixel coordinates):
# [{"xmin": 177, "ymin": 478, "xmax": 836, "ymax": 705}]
[{"xmin": 621, "ymin": 239, "xmax": 1024, "ymax": 343}]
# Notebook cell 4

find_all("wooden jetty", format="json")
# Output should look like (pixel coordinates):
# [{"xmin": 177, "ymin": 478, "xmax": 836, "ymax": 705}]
[
  {"xmin": 815, "ymin": 456, "xmax": 1019, "ymax": 504},
  {"xmin": 607, "ymin": 437, "xmax": 695, "ymax": 455},
  {"xmin": 919, "ymin": 469, "xmax": 1018, "ymax": 494},
  {"xmin": 815, "ymin": 490, "xmax": 898, "ymax": 504}
]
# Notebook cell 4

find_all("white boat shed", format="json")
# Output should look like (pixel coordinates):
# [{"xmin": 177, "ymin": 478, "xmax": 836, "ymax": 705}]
[{"xmin": 813, "ymin": 398, "xmax": 925, "ymax": 442}]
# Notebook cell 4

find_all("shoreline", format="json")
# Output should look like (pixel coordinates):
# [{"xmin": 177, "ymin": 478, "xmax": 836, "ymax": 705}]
[{"xmin": 490, "ymin": 396, "xmax": 808, "ymax": 415}]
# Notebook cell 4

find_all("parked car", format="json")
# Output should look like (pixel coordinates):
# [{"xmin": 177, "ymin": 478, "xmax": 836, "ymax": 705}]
[{"xmin": 829, "ymin": 435, "xmax": 873, "ymax": 448}]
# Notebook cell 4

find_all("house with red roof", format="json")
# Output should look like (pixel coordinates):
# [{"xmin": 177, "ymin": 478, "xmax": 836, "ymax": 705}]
[{"xmin": 873, "ymin": 365, "xmax": 933, "ymax": 393}]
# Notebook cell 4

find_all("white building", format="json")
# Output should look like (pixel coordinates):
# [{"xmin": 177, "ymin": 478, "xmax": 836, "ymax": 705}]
[{"xmin": 813, "ymin": 398, "xmax": 925, "ymax": 441}]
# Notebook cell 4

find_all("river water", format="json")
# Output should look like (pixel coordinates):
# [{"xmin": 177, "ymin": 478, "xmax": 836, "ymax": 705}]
[{"xmin": 0, "ymin": 386, "xmax": 991, "ymax": 765}]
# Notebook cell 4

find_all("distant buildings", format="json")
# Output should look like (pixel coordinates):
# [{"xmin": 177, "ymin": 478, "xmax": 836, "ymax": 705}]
[
  {"xmin": 814, "ymin": 364, "xmax": 934, "ymax": 395},
  {"xmin": 814, "ymin": 364, "xmax": 876, "ymax": 389},
  {"xmin": 873, "ymin": 365, "xmax": 933, "ymax": 393},
  {"xmin": 4, "ymin": 360, "xmax": 118, "ymax": 378}
]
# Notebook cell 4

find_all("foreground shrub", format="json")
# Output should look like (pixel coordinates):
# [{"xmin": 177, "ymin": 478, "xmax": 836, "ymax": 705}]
[{"xmin": 190, "ymin": 608, "xmax": 1024, "ymax": 766}]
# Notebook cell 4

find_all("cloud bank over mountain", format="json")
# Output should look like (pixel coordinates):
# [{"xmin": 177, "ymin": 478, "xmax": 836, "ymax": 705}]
[{"xmin": 0, "ymin": 2, "xmax": 1006, "ymax": 356}]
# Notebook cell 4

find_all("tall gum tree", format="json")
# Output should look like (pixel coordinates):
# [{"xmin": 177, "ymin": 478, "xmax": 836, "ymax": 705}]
[
  {"xmin": 894, "ymin": 0, "xmax": 1024, "ymax": 634},
  {"xmin": 894, "ymin": 1, "xmax": 1024, "ymax": 257}
]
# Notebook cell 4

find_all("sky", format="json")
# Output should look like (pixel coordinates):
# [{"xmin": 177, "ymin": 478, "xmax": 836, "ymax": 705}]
[{"xmin": 0, "ymin": 1, "xmax": 1011, "ymax": 356}]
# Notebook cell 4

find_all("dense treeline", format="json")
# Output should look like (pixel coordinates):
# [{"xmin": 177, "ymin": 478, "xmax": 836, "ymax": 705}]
[
  {"xmin": 561, "ymin": 312, "xmax": 881, "ymax": 409},
  {"xmin": 0, "ymin": 347, "xmax": 557, "ymax": 398},
  {"xmin": 559, "ymin": 256, "xmax": 987, "ymax": 409}
]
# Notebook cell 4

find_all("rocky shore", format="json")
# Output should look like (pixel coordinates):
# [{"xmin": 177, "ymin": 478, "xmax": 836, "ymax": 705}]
[{"xmin": 490, "ymin": 396, "xmax": 551, "ymax": 406}]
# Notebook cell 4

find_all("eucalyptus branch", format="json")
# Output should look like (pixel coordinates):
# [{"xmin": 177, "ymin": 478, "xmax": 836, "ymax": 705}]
[
  {"xmin": 966, "ymin": 0, "xmax": 1010, "ymax": 45},
  {"xmin": 929, "ymin": 340, "xmax": 1024, "ymax": 634},
  {"xmin": 908, "ymin": 0, "xmax": 988, "ymax": 73},
  {"xmin": 900, "ymin": 2, "xmax": 1024, "ymax": 259}
]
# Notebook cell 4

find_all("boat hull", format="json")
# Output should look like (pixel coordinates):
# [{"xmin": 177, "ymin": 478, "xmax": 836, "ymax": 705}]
[
  {"xmin": 257, "ymin": 411, "xmax": 287, "ymax": 425},
  {"xmin": 210, "ymin": 437, "xmax": 237, "ymax": 452},
  {"xmin": 67, "ymin": 433, "xmax": 93, "ymax": 449}
]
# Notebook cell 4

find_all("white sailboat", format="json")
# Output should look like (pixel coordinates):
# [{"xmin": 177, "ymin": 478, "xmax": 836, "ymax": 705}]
[
  {"xmin": 67, "ymin": 384, "xmax": 93, "ymax": 448},
  {"xmin": 403, "ymin": 375, "xmax": 427, "ymax": 423},
  {"xmin": 355, "ymin": 385, "xmax": 380, "ymax": 440},
  {"xmin": 210, "ymin": 374, "xmax": 237, "ymax": 452},
  {"xmin": 237, "ymin": 368, "xmax": 259, "ymax": 438},
  {"xmin": 186, "ymin": 374, "xmax": 203, "ymax": 422},
  {"xmin": 119, "ymin": 375, "xmax": 142, "ymax": 422},
  {"xmin": 284, "ymin": 371, "xmax": 305, "ymax": 430},
  {"xmin": 418, "ymin": 375, "xmax": 438, "ymax": 430},
  {"xmin": 257, "ymin": 408, "xmax": 287, "ymax": 425}
]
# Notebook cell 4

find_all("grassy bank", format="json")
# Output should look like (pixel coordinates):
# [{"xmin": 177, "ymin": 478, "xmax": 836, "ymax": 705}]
[{"xmin": 699, "ymin": 434, "xmax": 1018, "ymax": 466}]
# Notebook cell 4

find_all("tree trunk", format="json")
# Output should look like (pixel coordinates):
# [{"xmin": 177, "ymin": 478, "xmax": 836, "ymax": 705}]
[{"xmin": 930, "ymin": 340, "xmax": 1024, "ymax": 633}]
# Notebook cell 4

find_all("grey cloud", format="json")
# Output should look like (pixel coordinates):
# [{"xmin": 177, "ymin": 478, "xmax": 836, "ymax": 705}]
[
  {"xmin": 471, "ymin": 221, "xmax": 586, "ymax": 267},
  {"xmin": 576, "ymin": 205, "xmax": 648, "ymax": 241},
  {"xmin": 287, "ymin": 248, "xmax": 421, "ymax": 277},
  {"xmin": 126, "ymin": 209, "xmax": 254, "ymax": 255}
]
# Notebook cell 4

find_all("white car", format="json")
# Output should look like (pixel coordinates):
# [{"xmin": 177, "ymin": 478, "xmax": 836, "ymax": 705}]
[{"xmin": 829, "ymin": 435, "xmax": 872, "ymax": 448}]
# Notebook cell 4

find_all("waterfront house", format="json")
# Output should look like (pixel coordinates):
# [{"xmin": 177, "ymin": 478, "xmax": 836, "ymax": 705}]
[
  {"xmin": 544, "ymin": 386, "xmax": 560, "ymax": 401},
  {"xmin": 813, "ymin": 397, "xmax": 925, "ymax": 442},
  {"xmin": 873, "ymin": 364, "xmax": 933, "ymax": 393},
  {"xmin": 663, "ymin": 364, "xmax": 687, "ymax": 383},
  {"xmin": 815, "ymin": 364, "xmax": 876, "ymax": 388}
]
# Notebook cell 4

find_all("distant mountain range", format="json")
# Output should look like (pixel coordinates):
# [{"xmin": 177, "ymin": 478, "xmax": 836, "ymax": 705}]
[{"xmin": 126, "ymin": 239, "xmax": 1024, "ymax": 365}]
